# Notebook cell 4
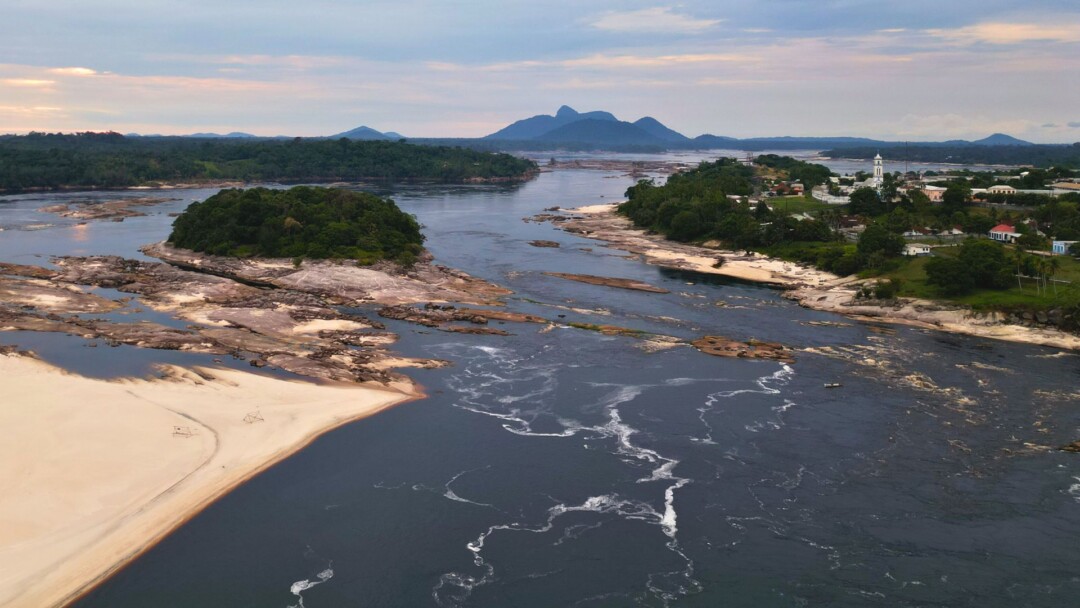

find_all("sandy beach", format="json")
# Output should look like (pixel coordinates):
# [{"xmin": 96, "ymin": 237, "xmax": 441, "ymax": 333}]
[
  {"xmin": 0, "ymin": 353, "xmax": 416, "ymax": 608},
  {"xmin": 565, "ymin": 203, "xmax": 1080, "ymax": 352}
]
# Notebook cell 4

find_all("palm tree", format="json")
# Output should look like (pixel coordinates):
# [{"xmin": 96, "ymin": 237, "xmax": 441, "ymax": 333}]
[
  {"xmin": 1013, "ymin": 245, "xmax": 1026, "ymax": 291},
  {"xmin": 1035, "ymin": 258, "xmax": 1047, "ymax": 295},
  {"xmin": 1048, "ymin": 256, "xmax": 1061, "ymax": 295}
]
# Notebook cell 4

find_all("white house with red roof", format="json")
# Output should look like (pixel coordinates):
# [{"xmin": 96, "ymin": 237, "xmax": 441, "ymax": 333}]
[{"xmin": 988, "ymin": 223, "xmax": 1020, "ymax": 243}]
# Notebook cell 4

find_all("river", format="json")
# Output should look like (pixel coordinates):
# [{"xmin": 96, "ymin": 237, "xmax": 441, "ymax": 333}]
[{"xmin": 2, "ymin": 163, "xmax": 1079, "ymax": 607}]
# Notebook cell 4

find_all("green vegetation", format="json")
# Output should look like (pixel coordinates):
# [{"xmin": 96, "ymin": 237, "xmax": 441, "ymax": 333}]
[
  {"xmin": 924, "ymin": 239, "xmax": 1011, "ymax": 295},
  {"xmin": 0, "ymin": 132, "xmax": 537, "ymax": 191},
  {"xmin": 168, "ymin": 186, "xmax": 424, "ymax": 265},
  {"xmin": 755, "ymin": 155, "xmax": 832, "ymax": 188}
]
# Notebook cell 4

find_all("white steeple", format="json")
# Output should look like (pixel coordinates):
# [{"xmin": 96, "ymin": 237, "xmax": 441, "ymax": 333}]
[{"xmin": 872, "ymin": 153, "xmax": 884, "ymax": 187}]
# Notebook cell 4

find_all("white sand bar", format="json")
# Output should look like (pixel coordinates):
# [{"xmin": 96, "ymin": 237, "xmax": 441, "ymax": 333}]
[{"xmin": 0, "ymin": 354, "xmax": 415, "ymax": 608}]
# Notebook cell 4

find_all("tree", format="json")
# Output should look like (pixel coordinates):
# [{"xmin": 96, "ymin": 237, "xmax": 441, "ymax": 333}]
[
  {"xmin": 849, "ymin": 187, "xmax": 884, "ymax": 216},
  {"xmin": 669, "ymin": 210, "xmax": 704, "ymax": 242},
  {"xmin": 958, "ymin": 238, "xmax": 1012, "ymax": 289},
  {"xmin": 926, "ymin": 257, "xmax": 975, "ymax": 294},
  {"xmin": 1017, "ymin": 232, "xmax": 1049, "ymax": 251},
  {"xmin": 941, "ymin": 182, "xmax": 971, "ymax": 215},
  {"xmin": 1048, "ymin": 256, "xmax": 1062, "ymax": 294},
  {"xmin": 857, "ymin": 223, "xmax": 905, "ymax": 260}
]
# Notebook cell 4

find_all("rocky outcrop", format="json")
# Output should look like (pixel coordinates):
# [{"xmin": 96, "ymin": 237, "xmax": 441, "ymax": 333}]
[
  {"xmin": 38, "ymin": 197, "xmax": 176, "ymax": 221},
  {"xmin": 691, "ymin": 336, "xmax": 795, "ymax": 364},
  {"xmin": 143, "ymin": 242, "xmax": 511, "ymax": 306}
]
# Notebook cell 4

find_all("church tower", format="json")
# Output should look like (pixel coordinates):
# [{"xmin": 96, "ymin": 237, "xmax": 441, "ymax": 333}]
[{"xmin": 872, "ymin": 153, "xmax": 884, "ymax": 188}]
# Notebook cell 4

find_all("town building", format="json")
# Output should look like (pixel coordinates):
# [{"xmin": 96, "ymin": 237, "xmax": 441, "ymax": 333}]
[
  {"xmin": 872, "ymin": 153, "xmax": 884, "ymax": 188},
  {"xmin": 988, "ymin": 223, "xmax": 1020, "ymax": 243},
  {"xmin": 1052, "ymin": 240, "xmax": 1078, "ymax": 255},
  {"xmin": 1051, "ymin": 182, "xmax": 1080, "ymax": 196},
  {"xmin": 920, "ymin": 185, "xmax": 946, "ymax": 203},
  {"xmin": 903, "ymin": 243, "xmax": 931, "ymax": 256}
]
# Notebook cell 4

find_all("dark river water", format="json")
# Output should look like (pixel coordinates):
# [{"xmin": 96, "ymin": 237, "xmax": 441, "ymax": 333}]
[{"xmin": 2, "ymin": 165, "xmax": 1079, "ymax": 607}]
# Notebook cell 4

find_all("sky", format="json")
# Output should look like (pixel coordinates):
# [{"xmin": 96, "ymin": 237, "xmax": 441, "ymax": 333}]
[{"xmin": 2, "ymin": 0, "xmax": 1080, "ymax": 142}]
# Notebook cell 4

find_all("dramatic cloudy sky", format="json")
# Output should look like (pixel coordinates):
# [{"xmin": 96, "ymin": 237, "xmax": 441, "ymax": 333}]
[{"xmin": 2, "ymin": 0, "xmax": 1079, "ymax": 141}]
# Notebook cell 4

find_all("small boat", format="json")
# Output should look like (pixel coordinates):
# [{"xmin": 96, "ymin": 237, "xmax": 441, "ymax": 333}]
[{"xmin": 824, "ymin": 383, "xmax": 842, "ymax": 388}]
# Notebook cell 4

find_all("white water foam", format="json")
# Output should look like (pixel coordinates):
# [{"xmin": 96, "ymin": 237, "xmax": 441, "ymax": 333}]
[
  {"xmin": 443, "ymin": 468, "xmax": 497, "ymax": 509},
  {"xmin": 697, "ymin": 364, "xmax": 796, "ymax": 441},
  {"xmin": 1068, "ymin": 476, "xmax": 1080, "ymax": 503},
  {"xmin": 428, "ymin": 344, "xmax": 713, "ymax": 607},
  {"xmin": 286, "ymin": 564, "xmax": 333, "ymax": 608}
]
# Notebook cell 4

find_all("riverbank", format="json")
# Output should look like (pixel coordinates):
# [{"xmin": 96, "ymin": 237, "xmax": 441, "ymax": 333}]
[
  {"xmin": 0, "ymin": 352, "xmax": 417, "ymax": 608},
  {"xmin": 560, "ymin": 204, "xmax": 1080, "ymax": 351}
]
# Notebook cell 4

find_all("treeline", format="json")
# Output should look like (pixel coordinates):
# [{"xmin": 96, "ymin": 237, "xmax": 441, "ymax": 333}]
[
  {"xmin": 821, "ymin": 144, "xmax": 1080, "ymax": 169},
  {"xmin": 168, "ymin": 186, "xmax": 424, "ymax": 265},
  {"xmin": 0, "ymin": 132, "xmax": 537, "ymax": 191},
  {"xmin": 755, "ymin": 154, "xmax": 832, "ymax": 187}
]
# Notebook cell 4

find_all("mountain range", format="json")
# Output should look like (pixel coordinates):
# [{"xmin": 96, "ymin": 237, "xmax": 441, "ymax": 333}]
[
  {"xmin": 478, "ymin": 106, "xmax": 1035, "ymax": 150},
  {"xmin": 119, "ymin": 107, "xmax": 1040, "ymax": 151}
]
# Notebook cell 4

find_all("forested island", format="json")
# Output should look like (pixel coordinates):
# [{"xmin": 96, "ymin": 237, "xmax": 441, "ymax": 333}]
[
  {"xmin": 618, "ymin": 156, "xmax": 1080, "ymax": 329},
  {"xmin": 0, "ymin": 132, "xmax": 537, "ymax": 192},
  {"xmin": 168, "ymin": 186, "xmax": 424, "ymax": 265}
]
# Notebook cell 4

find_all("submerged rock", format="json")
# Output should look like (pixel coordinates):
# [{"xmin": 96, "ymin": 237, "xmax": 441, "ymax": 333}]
[{"xmin": 543, "ymin": 272, "xmax": 669, "ymax": 294}]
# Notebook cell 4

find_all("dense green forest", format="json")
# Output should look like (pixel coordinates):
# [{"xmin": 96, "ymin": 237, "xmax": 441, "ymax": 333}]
[
  {"xmin": 821, "ymin": 144, "xmax": 1080, "ymax": 168},
  {"xmin": 168, "ymin": 186, "xmax": 424, "ymax": 265},
  {"xmin": 0, "ymin": 132, "xmax": 537, "ymax": 191}
]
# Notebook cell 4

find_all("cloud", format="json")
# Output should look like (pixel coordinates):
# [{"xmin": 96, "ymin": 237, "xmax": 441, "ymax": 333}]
[
  {"xmin": 926, "ymin": 22, "xmax": 1080, "ymax": 45},
  {"xmin": 2, "ymin": 78, "xmax": 55, "ymax": 87},
  {"xmin": 171, "ymin": 54, "xmax": 349, "ymax": 70},
  {"xmin": 1069, "ymin": 122, "xmax": 1080, "ymax": 128},
  {"xmin": 589, "ymin": 7, "xmax": 721, "ymax": 34},
  {"xmin": 1043, "ymin": 122, "xmax": 1058, "ymax": 128},
  {"xmin": 48, "ymin": 67, "xmax": 98, "ymax": 76},
  {"xmin": 427, "ymin": 52, "xmax": 756, "ymax": 73},
  {"xmin": 561, "ymin": 53, "xmax": 752, "ymax": 69}
]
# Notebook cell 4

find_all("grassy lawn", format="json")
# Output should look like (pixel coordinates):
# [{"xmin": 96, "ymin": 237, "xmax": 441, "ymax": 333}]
[
  {"xmin": 880, "ymin": 245, "xmax": 1080, "ymax": 310},
  {"xmin": 768, "ymin": 195, "xmax": 837, "ymax": 215}
]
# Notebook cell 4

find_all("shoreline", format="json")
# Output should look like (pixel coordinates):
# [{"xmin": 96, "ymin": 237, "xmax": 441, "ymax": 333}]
[
  {"xmin": 0, "ymin": 171, "xmax": 539, "ymax": 196},
  {"xmin": 0, "ymin": 353, "xmax": 420, "ymax": 608},
  {"xmin": 563, "ymin": 203, "xmax": 1080, "ymax": 352}
]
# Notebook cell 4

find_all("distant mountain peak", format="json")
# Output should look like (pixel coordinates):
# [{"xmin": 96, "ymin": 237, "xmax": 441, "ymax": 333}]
[
  {"xmin": 331, "ymin": 125, "xmax": 398, "ymax": 140},
  {"xmin": 556, "ymin": 105, "xmax": 579, "ymax": 118},
  {"xmin": 973, "ymin": 133, "xmax": 1032, "ymax": 146},
  {"xmin": 632, "ymin": 117, "xmax": 689, "ymax": 142},
  {"xmin": 485, "ymin": 106, "xmax": 665, "ymax": 142}
]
